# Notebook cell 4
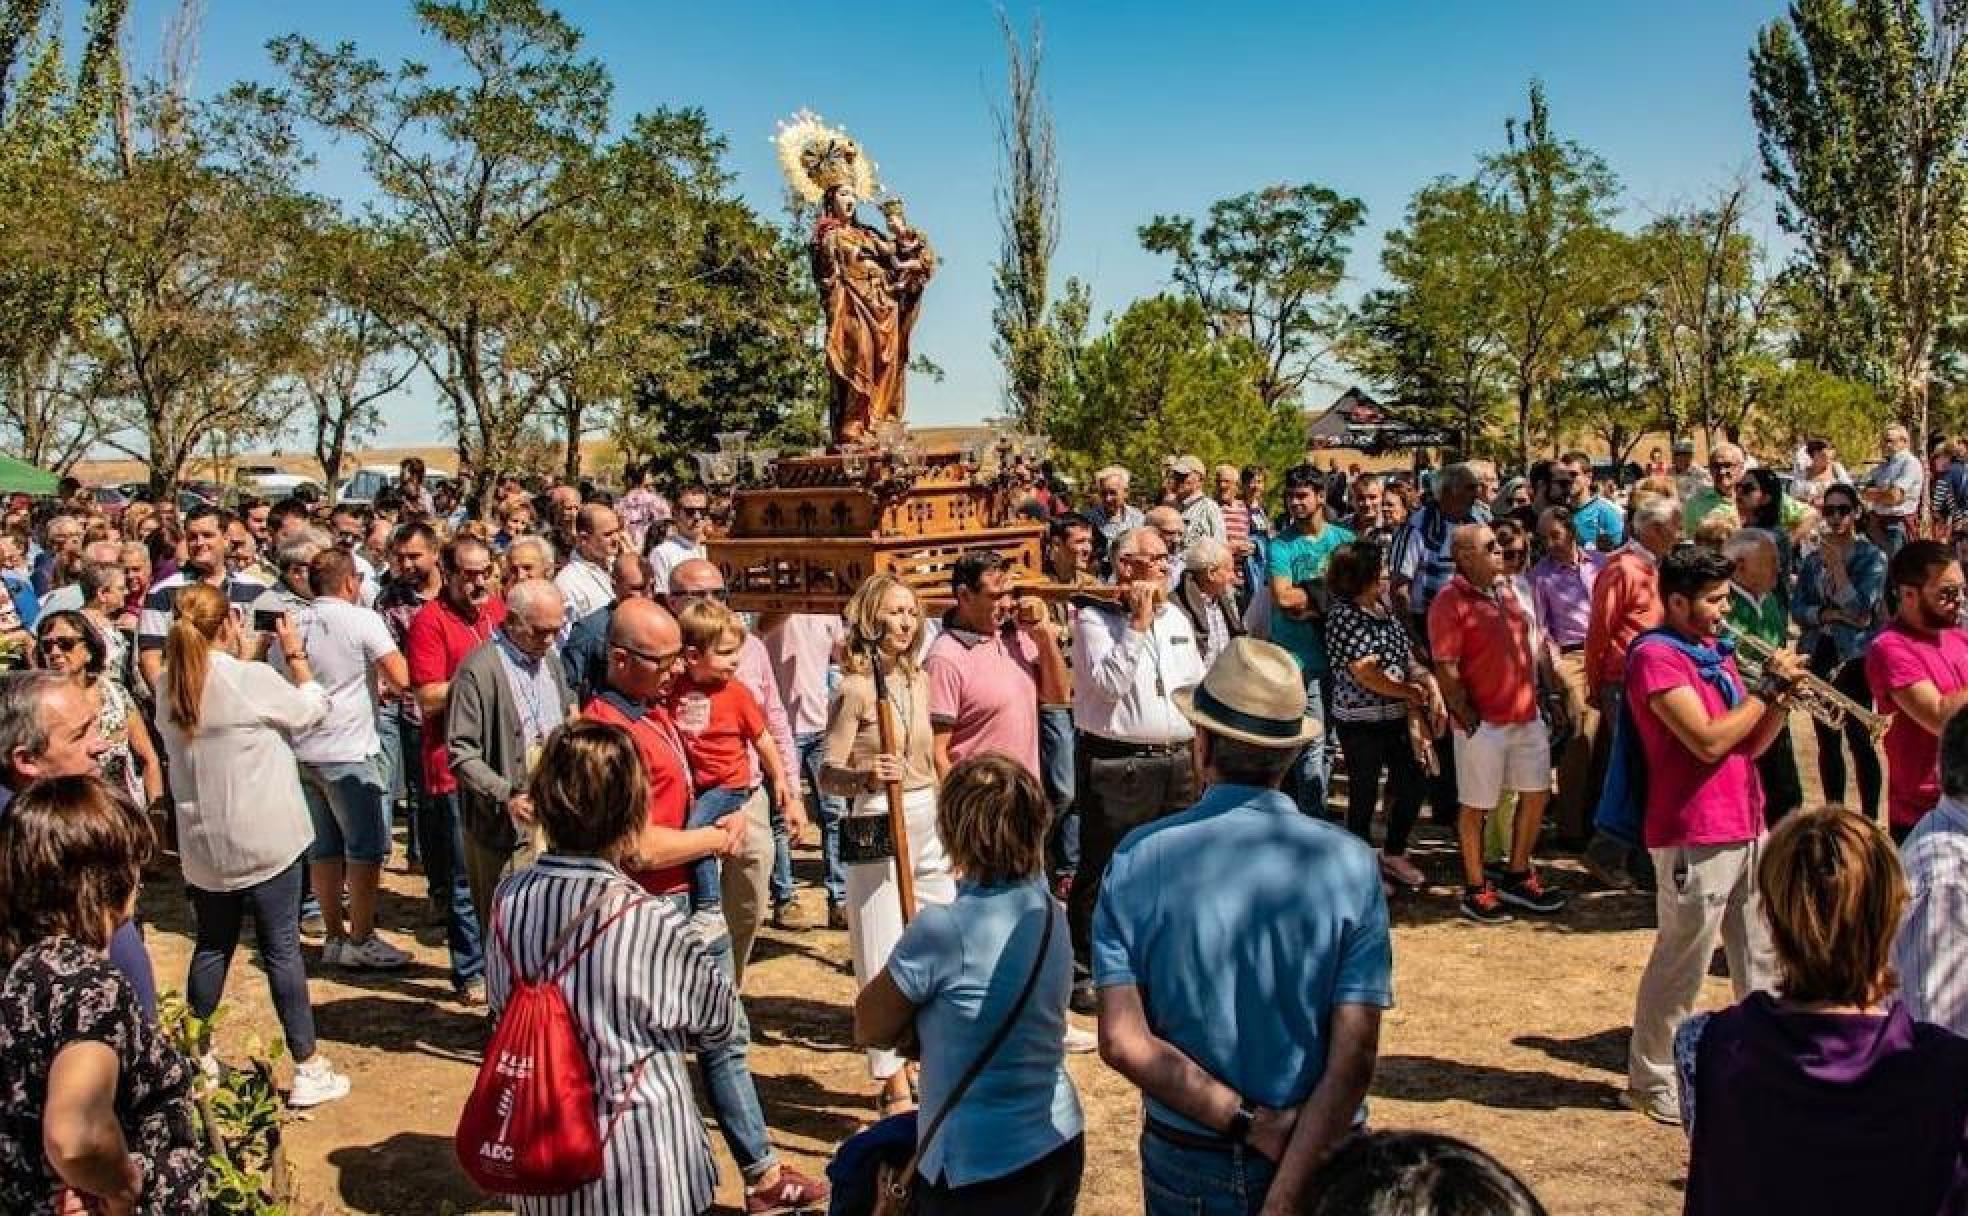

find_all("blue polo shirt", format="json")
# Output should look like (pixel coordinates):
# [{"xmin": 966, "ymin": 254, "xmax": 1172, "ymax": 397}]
[{"xmin": 1092, "ymin": 783, "xmax": 1392, "ymax": 1135}]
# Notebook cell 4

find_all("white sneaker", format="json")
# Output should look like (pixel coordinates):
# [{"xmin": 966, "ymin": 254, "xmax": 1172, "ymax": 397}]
[
  {"xmin": 343, "ymin": 935, "xmax": 411, "ymax": 969},
  {"xmin": 688, "ymin": 907, "xmax": 730, "ymax": 945},
  {"xmin": 1063, "ymin": 1024, "xmax": 1098, "ymax": 1054},
  {"xmin": 318, "ymin": 938, "xmax": 351, "ymax": 967},
  {"xmin": 289, "ymin": 1056, "xmax": 351, "ymax": 1109}
]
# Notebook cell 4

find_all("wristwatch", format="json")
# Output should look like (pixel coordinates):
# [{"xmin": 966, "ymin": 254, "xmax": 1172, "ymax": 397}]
[{"xmin": 1225, "ymin": 1100, "xmax": 1256, "ymax": 1144}]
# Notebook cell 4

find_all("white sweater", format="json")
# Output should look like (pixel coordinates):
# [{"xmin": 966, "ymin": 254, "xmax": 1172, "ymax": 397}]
[{"xmin": 157, "ymin": 651, "xmax": 329, "ymax": 892}]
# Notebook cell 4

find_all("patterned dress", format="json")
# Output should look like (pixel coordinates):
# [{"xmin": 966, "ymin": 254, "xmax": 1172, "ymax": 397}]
[
  {"xmin": 95, "ymin": 678, "xmax": 145, "ymax": 807},
  {"xmin": 0, "ymin": 938, "xmax": 205, "ymax": 1213}
]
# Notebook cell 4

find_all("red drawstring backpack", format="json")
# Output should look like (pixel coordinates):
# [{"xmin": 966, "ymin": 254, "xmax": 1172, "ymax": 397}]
[{"xmin": 456, "ymin": 889, "xmax": 652, "ymax": 1196}]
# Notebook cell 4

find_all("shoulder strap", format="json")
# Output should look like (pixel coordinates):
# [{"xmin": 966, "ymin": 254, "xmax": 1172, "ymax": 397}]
[
  {"xmin": 901, "ymin": 897, "xmax": 1057, "ymax": 1179},
  {"xmin": 489, "ymin": 881, "xmax": 642, "ymax": 987}
]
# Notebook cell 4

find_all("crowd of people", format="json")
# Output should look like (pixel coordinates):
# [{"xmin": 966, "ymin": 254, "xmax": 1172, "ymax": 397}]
[{"xmin": 0, "ymin": 434, "xmax": 1966, "ymax": 1214}]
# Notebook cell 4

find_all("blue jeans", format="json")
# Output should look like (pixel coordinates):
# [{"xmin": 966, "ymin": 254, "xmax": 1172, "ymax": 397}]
[
  {"xmin": 768, "ymin": 796, "xmax": 795, "ymax": 911},
  {"xmin": 659, "ymin": 893, "xmax": 776, "ymax": 1181},
  {"xmin": 421, "ymin": 792, "xmax": 484, "ymax": 990},
  {"xmin": 1140, "ymin": 1133, "xmax": 1277, "ymax": 1216},
  {"xmin": 1039, "ymin": 706, "xmax": 1079, "ymax": 878},
  {"xmin": 1879, "ymin": 517, "xmax": 1910, "ymax": 559},
  {"xmin": 797, "ymin": 732, "xmax": 847, "ymax": 907},
  {"xmin": 377, "ymin": 701, "xmax": 426, "ymax": 869},
  {"xmin": 1287, "ymin": 678, "xmax": 1330, "ymax": 819},
  {"xmin": 687, "ymin": 786, "xmax": 752, "ymax": 910}
]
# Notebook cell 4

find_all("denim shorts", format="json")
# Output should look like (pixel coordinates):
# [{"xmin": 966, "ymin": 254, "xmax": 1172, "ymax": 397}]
[{"xmin": 301, "ymin": 756, "xmax": 392, "ymax": 864}]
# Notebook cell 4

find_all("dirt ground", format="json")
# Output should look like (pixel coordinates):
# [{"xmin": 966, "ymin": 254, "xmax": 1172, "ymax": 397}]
[{"xmin": 140, "ymin": 717, "xmax": 1843, "ymax": 1216}]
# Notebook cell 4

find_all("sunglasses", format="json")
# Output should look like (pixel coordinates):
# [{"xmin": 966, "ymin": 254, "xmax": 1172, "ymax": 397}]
[
  {"xmin": 1935, "ymin": 586, "xmax": 1965, "ymax": 605},
  {"xmin": 676, "ymin": 505, "xmax": 711, "ymax": 519},
  {"xmin": 667, "ymin": 587, "xmax": 730, "ymax": 603},
  {"xmin": 1822, "ymin": 504, "xmax": 1855, "ymax": 518},
  {"xmin": 1501, "ymin": 548, "xmax": 1528, "ymax": 561},
  {"xmin": 39, "ymin": 635, "xmax": 84, "ymax": 652},
  {"xmin": 614, "ymin": 641, "xmax": 683, "ymax": 666}
]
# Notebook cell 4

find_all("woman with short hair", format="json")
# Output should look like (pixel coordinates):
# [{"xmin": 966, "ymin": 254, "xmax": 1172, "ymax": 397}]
[
  {"xmin": 0, "ymin": 776, "xmax": 206, "ymax": 1214},
  {"xmin": 154, "ymin": 583, "xmax": 348, "ymax": 1109},
  {"xmin": 823, "ymin": 573, "xmax": 956, "ymax": 1114},
  {"xmin": 487, "ymin": 719, "xmax": 739, "ymax": 1216},
  {"xmin": 1676, "ymin": 807, "xmax": 1968, "ymax": 1214},
  {"xmin": 854, "ymin": 753, "xmax": 1083, "ymax": 1215}
]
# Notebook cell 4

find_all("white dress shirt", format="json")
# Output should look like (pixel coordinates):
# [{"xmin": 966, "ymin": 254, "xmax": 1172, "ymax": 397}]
[
  {"xmin": 555, "ymin": 554, "xmax": 614, "ymax": 621},
  {"xmin": 648, "ymin": 536, "xmax": 708, "ymax": 590},
  {"xmin": 1070, "ymin": 601, "xmax": 1205, "ymax": 745}
]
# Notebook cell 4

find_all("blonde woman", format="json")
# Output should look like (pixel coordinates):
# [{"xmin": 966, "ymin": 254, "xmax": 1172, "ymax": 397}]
[
  {"xmin": 821, "ymin": 573, "xmax": 955, "ymax": 1114},
  {"xmin": 154, "ymin": 583, "xmax": 350, "ymax": 1108}
]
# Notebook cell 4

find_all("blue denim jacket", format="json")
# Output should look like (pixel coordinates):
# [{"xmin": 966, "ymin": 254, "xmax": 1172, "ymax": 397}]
[{"xmin": 1793, "ymin": 540, "xmax": 1887, "ymax": 664}]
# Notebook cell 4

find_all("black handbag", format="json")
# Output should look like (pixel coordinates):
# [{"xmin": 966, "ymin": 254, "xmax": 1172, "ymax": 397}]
[{"xmin": 874, "ymin": 902, "xmax": 1058, "ymax": 1214}]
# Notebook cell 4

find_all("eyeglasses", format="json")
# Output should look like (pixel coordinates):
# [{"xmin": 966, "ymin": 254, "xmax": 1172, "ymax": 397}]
[
  {"xmin": 1501, "ymin": 548, "xmax": 1528, "ymax": 562},
  {"xmin": 39, "ymin": 636, "xmax": 83, "ymax": 652},
  {"xmin": 1711, "ymin": 461, "xmax": 1741, "ymax": 472},
  {"xmin": 667, "ymin": 587, "xmax": 730, "ymax": 603},
  {"xmin": 1933, "ymin": 585, "xmax": 1964, "ymax": 604},
  {"xmin": 1122, "ymin": 551, "xmax": 1172, "ymax": 566},
  {"xmin": 677, "ymin": 505, "xmax": 710, "ymax": 519}
]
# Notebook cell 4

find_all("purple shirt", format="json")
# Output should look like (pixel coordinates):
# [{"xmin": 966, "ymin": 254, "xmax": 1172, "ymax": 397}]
[
  {"xmin": 1528, "ymin": 549, "xmax": 1604, "ymax": 650},
  {"xmin": 1679, "ymin": 992, "xmax": 1968, "ymax": 1216}
]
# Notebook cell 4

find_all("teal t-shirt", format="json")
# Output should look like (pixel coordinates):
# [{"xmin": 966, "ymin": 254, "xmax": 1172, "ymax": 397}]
[{"xmin": 1268, "ymin": 522, "xmax": 1355, "ymax": 677}]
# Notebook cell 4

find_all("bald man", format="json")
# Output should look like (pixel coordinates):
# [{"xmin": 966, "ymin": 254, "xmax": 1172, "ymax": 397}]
[
  {"xmin": 1427, "ymin": 523, "xmax": 1567, "ymax": 924},
  {"xmin": 668, "ymin": 558, "xmax": 803, "ymax": 951},
  {"xmin": 582, "ymin": 596, "xmax": 831, "ymax": 1209},
  {"xmin": 556, "ymin": 503, "xmax": 623, "ymax": 619}
]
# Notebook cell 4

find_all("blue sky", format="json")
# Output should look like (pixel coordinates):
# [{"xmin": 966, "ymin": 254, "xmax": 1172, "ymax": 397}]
[{"xmin": 112, "ymin": 0, "xmax": 1788, "ymax": 447}]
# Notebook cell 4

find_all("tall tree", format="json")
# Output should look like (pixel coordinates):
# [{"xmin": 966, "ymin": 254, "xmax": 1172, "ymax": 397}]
[
  {"xmin": 0, "ymin": 0, "xmax": 127, "ymax": 471},
  {"xmin": 1350, "ymin": 178, "xmax": 1509, "ymax": 457},
  {"xmin": 1479, "ymin": 81, "xmax": 1623, "ymax": 468},
  {"xmin": 1140, "ymin": 182, "xmax": 1366, "ymax": 408},
  {"xmin": 272, "ymin": 212, "xmax": 413, "ymax": 502},
  {"xmin": 269, "ymin": 0, "xmax": 616, "ymax": 501},
  {"xmin": 990, "ymin": 9, "xmax": 1060, "ymax": 434},
  {"xmin": 1048, "ymin": 294, "xmax": 1301, "ymax": 492},
  {"xmin": 1750, "ymin": 0, "xmax": 1968, "ymax": 455}
]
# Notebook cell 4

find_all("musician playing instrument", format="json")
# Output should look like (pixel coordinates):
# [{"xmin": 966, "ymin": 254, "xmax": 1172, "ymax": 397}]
[
  {"xmin": 1064, "ymin": 525, "xmax": 1204, "ymax": 1016},
  {"xmin": 1620, "ymin": 546, "xmax": 1804, "ymax": 1126}
]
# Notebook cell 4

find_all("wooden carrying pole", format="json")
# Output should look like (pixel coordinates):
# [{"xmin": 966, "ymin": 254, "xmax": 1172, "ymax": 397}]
[{"xmin": 863, "ymin": 630, "xmax": 917, "ymax": 923}]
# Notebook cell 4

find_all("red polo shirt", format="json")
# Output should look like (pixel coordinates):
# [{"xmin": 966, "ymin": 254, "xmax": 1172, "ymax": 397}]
[
  {"xmin": 405, "ymin": 594, "xmax": 506, "ymax": 794},
  {"xmin": 1427, "ymin": 574, "xmax": 1538, "ymax": 725},
  {"xmin": 583, "ymin": 691, "xmax": 691, "ymax": 895}
]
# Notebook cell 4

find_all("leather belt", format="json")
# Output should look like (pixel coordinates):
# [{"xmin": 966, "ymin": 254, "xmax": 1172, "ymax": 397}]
[
  {"xmin": 1078, "ymin": 733, "xmax": 1190, "ymax": 758},
  {"xmin": 1145, "ymin": 1117, "xmax": 1238, "ymax": 1153}
]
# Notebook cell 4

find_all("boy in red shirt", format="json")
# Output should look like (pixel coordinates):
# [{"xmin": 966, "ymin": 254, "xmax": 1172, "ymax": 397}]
[{"xmin": 664, "ymin": 600, "xmax": 799, "ymax": 939}]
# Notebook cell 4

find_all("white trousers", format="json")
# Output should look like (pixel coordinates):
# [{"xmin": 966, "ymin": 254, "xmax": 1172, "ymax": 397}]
[
  {"xmin": 843, "ymin": 785, "xmax": 954, "ymax": 1078},
  {"xmin": 1627, "ymin": 838, "xmax": 1777, "ymax": 1098}
]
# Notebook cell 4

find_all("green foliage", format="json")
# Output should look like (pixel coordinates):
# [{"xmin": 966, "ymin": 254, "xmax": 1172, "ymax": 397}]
[
  {"xmin": 1049, "ymin": 295, "xmax": 1299, "ymax": 492},
  {"xmin": 159, "ymin": 994, "xmax": 297, "ymax": 1216},
  {"xmin": 1750, "ymin": 0, "xmax": 1968, "ymax": 437},
  {"xmin": 1742, "ymin": 357, "xmax": 1882, "ymax": 462},
  {"xmin": 1140, "ymin": 182, "xmax": 1366, "ymax": 407},
  {"xmin": 991, "ymin": 11, "xmax": 1060, "ymax": 434},
  {"xmin": 1479, "ymin": 81, "xmax": 1625, "ymax": 467},
  {"xmin": 1350, "ymin": 178, "xmax": 1510, "ymax": 456}
]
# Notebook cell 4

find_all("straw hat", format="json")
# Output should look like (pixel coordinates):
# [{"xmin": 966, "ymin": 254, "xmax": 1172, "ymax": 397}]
[{"xmin": 1172, "ymin": 637, "xmax": 1324, "ymax": 749}]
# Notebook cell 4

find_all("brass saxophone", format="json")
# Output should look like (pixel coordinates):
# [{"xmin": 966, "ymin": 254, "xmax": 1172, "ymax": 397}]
[{"xmin": 1721, "ymin": 623, "xmax": 1891, "ymax": 742}]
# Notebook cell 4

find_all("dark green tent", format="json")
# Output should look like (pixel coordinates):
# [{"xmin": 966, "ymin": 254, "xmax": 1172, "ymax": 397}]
[{"xmin": 0, "ymin": 453, "xmax": 59, "ymax": 495}]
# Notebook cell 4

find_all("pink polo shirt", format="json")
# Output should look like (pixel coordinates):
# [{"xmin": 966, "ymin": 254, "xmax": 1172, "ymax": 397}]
[
  {"xmin": 1867, "ymin": 622, "xmax": 1968, "ymax": 828},
  {"xmin": 1627, "ymin": 641, "xmax": 1762, "ymax": 848},
  {"xmin": 924, "ymin": 620, "xmax": 1042, "ymax": 777}
]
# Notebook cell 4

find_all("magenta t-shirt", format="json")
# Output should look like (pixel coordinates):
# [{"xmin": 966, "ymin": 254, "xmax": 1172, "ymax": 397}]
[
  {"xmin": 925, "ymin": 624, "xmax": 1042, "ymax": 778},
  {"xmin": 1626, "ymin": 641, "xmax": 1763, "ymax": 848},
  {"xmin": 1866, "ymin": 623, "xmax": 1968, "ymax": 828}
]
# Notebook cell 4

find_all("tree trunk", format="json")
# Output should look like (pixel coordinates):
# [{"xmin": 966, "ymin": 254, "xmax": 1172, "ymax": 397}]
[
  {"xmin": 1515, "ymin": 381, "xmax": 1533, "ymax": 473},
  {"xmin": 561, "ymin": 397, "xmax": 583, "ymax": 484}
]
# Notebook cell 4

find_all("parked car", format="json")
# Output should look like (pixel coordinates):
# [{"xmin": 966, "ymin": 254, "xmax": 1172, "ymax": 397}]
[
  {"xmin": 235, "ymin": 468, "xmax": 325, "ymax": 500},
  {"xmin": 336, "ymin": 464, "xmax": 454, "ymax": 506}
]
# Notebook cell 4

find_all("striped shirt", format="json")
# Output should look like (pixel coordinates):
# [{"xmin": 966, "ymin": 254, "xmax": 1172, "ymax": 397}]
[
  {"xmin": 135, "ymin": 568, "xmax": 267, "ymax": 653},
  {"xmin": 1892, "ymin": 797, "xmax": 1968, "ymax": 1038},
  {"xmin": 487, "ymin": 854, "xmax": 738, "ymax": 1216}
]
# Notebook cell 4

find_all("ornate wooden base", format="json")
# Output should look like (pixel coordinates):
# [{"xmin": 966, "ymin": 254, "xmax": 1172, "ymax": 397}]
[{"xmin": 709, "ymin": 443, "xmax": 1045, "ymax": 612}]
